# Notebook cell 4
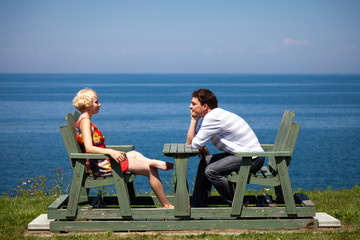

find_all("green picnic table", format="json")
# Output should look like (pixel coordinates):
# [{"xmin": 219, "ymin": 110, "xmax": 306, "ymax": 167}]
[
  {"xmin": 162, "ymin": 143, "xmax": 199, "ymax": 217},
  {"xmin": 48, "ymin": 110, "xmax": 318, "ymax": 232}
]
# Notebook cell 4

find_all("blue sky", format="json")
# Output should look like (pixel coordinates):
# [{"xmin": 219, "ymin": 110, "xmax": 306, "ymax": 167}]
[{"xmin": 0, "ymin": 1, "xmax": 359, "ymax": 74}]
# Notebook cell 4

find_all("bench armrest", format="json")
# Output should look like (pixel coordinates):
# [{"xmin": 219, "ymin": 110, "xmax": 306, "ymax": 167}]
[
  {"xmin": 70, "ymin": 146, "xmax": 134, "ymax": 160},
  {"xmin": 234, "ymin": 150, "xmax": 291, "ymax": 158},
  {"xmin": 107, "ymin": 145, "xmax": 135, "ymax": 151},
  {"xmin": 260, "ymin": 144, "xmax": 274, "ymax": 150},
  {"xmin": 70, "ymin": 153, "xmax": 109, "ymax": 160}
]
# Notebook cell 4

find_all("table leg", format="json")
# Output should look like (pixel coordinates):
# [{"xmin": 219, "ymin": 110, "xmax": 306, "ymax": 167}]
[{"xmin": 174, "ymin": 155, "xmax": 190, "ymax": 217}]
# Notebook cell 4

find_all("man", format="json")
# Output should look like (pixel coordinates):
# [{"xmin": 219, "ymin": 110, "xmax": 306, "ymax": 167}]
[{"xmin": 186, "ymin": 89, "xmax": 264, "ymax": 207}]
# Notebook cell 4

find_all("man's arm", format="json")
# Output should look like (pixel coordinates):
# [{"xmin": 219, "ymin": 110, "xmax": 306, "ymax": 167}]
[{"xmin": 186, "ymin": 117, "xmax": 199, "ymax": 146}]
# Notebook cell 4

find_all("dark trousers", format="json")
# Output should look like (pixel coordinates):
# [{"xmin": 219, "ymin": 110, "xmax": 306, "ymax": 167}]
[{"xmin": 191, "ymin": 152, "xmax": 265, "ymax": 207}]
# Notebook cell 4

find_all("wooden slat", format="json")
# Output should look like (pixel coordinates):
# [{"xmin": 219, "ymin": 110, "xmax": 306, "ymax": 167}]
[
  {"xmin": 49, "ymin": 205, "xmax": 315, "ymax": 220},
  {"xmin": 47, "ymin": 195, "xmax": 68, "ymax": 210},
  {"xmin": 234, "ymin": 151, "xmax": 291, "ymax": 158},
  {"xmin": 110, "ymin": 159, "xmax": 132, "ymax": 218},
  {"xmin": 185, "ymin": 145, "xmax": 194, "ymax": 154},
  {"xmin": 107, "ymin": 145, "xmax": 135, "ymax": 151},
  {"xmin": 50, "ymin": 218, "xmax": 317, "ymax": 232},
  {"xmin": 162, "ymin": 143, "xmax": 171, "ymax": 154},
  {"xmin": 169, "ymin": 143, "xmax": 178, "ymax": 154},
  {"xmin": 177, "ymin": 143, "xmax": 185, "ymax": 154},
  {"xmin": 231, "ymin": 157, "xmax": 252, "ymax": 216}
]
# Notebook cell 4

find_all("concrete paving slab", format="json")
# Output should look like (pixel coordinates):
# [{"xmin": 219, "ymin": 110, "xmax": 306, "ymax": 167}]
[
  {"xmin": 315, "ymin": 212, "xmax": 341, "ymax": 228},
  {"xmin": 27, "ymin": 214, "xmax": 53, "ymax": 231}
]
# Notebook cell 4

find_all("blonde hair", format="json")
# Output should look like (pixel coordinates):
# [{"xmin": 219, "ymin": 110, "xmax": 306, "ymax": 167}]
[{"xmin": 72, "ymin": 88, "xmax": 98, "ymax": 112}]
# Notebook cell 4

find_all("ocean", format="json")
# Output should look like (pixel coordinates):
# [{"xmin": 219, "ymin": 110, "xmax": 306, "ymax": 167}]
[{"xmin": 0, "ymin": 74, "xmax": 359, "ymax": 195}]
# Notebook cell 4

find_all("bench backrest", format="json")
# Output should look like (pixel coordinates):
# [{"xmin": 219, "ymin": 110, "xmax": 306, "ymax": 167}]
[
  {"xmin": 268, "ymin": 110, "xmax": 300, "ymax": 173},
  {"xmin": 60, "ymin": 111, "xmax": 82, "ymax": 169}
]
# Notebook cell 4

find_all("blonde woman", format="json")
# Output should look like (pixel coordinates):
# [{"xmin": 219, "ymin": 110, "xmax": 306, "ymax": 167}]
[{"xmin": 72, "ymin": 88, "xmax": 173, "ymax": 208}]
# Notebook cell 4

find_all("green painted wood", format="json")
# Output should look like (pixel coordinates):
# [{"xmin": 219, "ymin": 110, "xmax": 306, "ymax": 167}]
[
  {"xmin": 294, "ymin": 193, "xmax": 316, "ymax": 207},
  {"xmin": 177, "ymin": 143, "xmax": 185, "ymax": 153},
  {"xmin": 261, "ymin": 144, "xmax": 274, "ymax": 151},
  {"xmin": 66, "ymin": 161, "xmax": 86, "ymax": 218},
  {"xmin": 234, "ymin": 151, "xmax": 291, "ymax": 158},
  {"xmin": 162, "ymin": 143, "xmax": 200, "ymax": 217},
  {"xmin": 107, "ymin": 145, "xmax": 135, "ymax": 151},
  {"xmin": 228, "ymin": 166, "xmax": 280, "ymax": 187},
  {"xmin": 49, "ymin": 111, "xmax": 316, "ymax": 232},
  {"xmin": 110, "ymin": 158, "xmax": 132, "ymax": 218},
  {"xmin": 50, "ymin": 218, "xmax": 318, "ymax": 232},
  {"xmin": 163, "ymin": 143, "xmax": 199, "ymax": 157},
  {"xmin": 47, "ymin": 195, "xmax": 68, "ymax": 210},
  {"xmin": 276, "ymin": 156, "xmax": 297, "ymax": 216},
  {"xmin": 49, "ymin": 204, "xmax": 315, "ymax": 220},
  {"xmin": 229, "ymin": 110, "xmax": 304, "ymax": 218},
  {"xmin": 162, "ymin": 143, "xmax": 171, "ymax": 154},
  {"xmin": 73, "ymin": 110, "xmax": 80, "ymax": 121},
  {"xmin": 170, "ymin": 143, "xmax": 178, "ymax": 154},
  {"xmin": 55, "ymin": 112, "xmax": 139, "ymax": 219},
  {"xmin": 174, "ymin": 155, "xmax": 190, "ymax": 217},
  {"xmin": 231, "ymin": 157, "xmax": 252, "ymax": 216}
]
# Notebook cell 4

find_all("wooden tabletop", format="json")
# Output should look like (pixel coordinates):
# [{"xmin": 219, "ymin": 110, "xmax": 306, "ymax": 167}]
[{"xmin": 162, "ymin": 143, "xmax": 199, "ymax": 157}]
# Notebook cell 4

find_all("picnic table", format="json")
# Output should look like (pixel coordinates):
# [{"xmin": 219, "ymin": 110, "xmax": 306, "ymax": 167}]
[
  {"xmin": 47, "ymin": 110, "xmax": 318, "ymax": 232},
  {"xmin": 162, "ymin": 143, "xmax": 199, "ymax": 217}
]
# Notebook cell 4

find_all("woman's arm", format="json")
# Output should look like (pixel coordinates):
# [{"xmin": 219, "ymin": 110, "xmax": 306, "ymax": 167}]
[{"xmin": 80, "ymin": 118, "xmax": 126, "ymax": 162}]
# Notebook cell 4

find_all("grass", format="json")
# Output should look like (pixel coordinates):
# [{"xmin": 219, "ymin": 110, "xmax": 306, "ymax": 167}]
[
  {"xmin": 1, "ymin": 185, "xmax": 360, "ymax": 240},
  {"xmin": 1, "ymin": 170, "xmax": 359, "ymax": 239}
]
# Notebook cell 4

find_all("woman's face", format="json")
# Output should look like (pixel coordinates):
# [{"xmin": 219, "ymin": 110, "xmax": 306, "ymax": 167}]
[{"xmin": 87, "ymin": 95, "xmax": 101, "ymax": 115}]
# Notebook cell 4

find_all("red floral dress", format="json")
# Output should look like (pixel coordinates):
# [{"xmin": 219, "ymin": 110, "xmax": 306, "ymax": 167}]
[{"xmin": 75, "ymin": 118, "xmax": 129, "ymax": 176}]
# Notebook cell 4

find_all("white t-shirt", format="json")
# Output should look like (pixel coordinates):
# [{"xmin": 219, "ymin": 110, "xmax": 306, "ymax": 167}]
[{"xmin": 191, "ymin": 108, "xmax": 263, "ymax": 154}]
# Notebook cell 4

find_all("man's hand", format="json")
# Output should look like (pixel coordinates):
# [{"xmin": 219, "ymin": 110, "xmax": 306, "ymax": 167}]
[
  {"xmin": 187, "ymin": 115, "xmax": 200, "ymax": 146},
  {"xmin": 198, "ymin": 146, "xmax": 209, "ymax": 159}
]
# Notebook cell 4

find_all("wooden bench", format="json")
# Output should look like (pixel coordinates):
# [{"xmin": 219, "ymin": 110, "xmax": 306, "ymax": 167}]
[
  {"xmin": 228, "ymin": 110, "xmax": 304, "ymax": 217},
  {"xmin": 49, "ymin": 111, "xmax": 137, "ymax": 218},
  {"xmin": 162, "ymin": 110, "xmax": 317, "ymax": 227}
]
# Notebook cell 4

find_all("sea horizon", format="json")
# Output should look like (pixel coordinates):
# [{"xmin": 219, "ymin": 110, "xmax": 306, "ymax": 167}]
[{"xmin": 1, "ymin": 73, "xmax": 359, "ymax": 195}]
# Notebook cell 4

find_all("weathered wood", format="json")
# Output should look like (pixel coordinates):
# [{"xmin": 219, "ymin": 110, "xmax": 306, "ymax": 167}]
[
  {"xmin": 49, "ymin": 205, "xmax": 315, "ymax": 220},
  {"xmin": 48, "ymin": 110, "xmax": 317, "ymax": 232},
  {"xmin": 163, "ymin": 143, "xmax": 199, "ymax": 217},
  {"xmin": 231, "ymin": 157, "xmax": 252, "ymax": 216},
  {"xmin": 229, "ymin": 110, "xmax": 305, "ymax": 218},
  {"xmin": 57, "ymin": 111, "xmax": 137, "ymax": 219},
  {"xmin": 174, "ymin": 155, "xmax": 190, "ymax": 217},
  {"xmin": 50, "ymin": 218, "xmax": 318, "ymax": 232}
]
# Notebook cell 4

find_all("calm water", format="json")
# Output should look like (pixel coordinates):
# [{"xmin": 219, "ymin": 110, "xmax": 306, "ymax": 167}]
[{"xmin": 0, "ymin": 74, "xmax": 359, "ymax": 195}]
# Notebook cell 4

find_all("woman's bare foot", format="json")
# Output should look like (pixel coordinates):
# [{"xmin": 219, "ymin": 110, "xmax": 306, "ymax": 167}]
[{"xmin": 149, "ymin": 160, "xmax": 174, "ymax": 170}]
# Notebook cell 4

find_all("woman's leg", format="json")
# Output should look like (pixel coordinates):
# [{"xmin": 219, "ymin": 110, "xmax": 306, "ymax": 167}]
[
  {"xmin": 127, "ymin": 151, "xmax": 174, "ymax": 170},
  {"xmin": 126, "ymin": 151, "xmax": 173, "ymax": 208}
]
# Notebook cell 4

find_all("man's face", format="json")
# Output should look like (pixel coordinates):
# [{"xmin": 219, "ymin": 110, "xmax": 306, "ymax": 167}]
[{"xmin": 189, "ymin": 97, "xmax": 207, "ymax": 118}]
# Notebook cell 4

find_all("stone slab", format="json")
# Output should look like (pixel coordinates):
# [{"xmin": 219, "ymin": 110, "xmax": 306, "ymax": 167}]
[
  {"xmin": 315, "ymin": 212, "xmax": 341, "ymax": 228},
  {"xmin": 27, "ymin": 214, "xmax": 53, "ymax": 231}
]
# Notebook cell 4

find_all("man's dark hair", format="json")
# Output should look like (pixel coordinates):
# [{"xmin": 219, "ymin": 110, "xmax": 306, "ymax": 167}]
[{"xmin": 192, "ymin": 89, "xmax": 218, "ymax": 109}]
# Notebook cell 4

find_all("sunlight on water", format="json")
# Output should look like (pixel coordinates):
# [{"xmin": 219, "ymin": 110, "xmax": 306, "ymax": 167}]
[{"xmin": 1, "ymin": 74, "xmax": 359, "ymax": 194}]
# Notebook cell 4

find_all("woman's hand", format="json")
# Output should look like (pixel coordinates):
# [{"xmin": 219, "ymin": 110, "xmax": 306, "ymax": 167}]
[{"xmin": 109, "ymin": 149, "xmax": 126, "ymax": 163}]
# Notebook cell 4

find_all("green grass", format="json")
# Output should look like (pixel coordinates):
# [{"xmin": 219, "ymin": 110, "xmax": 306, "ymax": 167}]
[{"xmin": 1, "ymin": 185, "xmax": 359, "ymax": 240}]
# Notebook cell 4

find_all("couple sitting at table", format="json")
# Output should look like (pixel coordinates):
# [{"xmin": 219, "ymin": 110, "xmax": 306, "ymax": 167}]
[{"xmin": 72, "ymin": 88, "xmax": 264, "ymax": 208}]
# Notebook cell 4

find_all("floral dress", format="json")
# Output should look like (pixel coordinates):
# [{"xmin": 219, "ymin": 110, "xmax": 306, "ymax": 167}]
[{"xmin": 75, "ymin": 118, "xmax": 129, "ymax": 176}]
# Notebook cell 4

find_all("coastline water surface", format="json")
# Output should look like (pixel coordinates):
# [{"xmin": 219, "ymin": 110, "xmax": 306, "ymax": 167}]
[{"xmin": 0, "ymin": 74, "xmax": 359, "ymax": 194}]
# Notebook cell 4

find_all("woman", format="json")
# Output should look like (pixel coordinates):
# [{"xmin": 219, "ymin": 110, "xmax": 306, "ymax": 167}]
[{"xmin": 72, "ymin": 88, "xmax": 174, "ymax": 208}]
